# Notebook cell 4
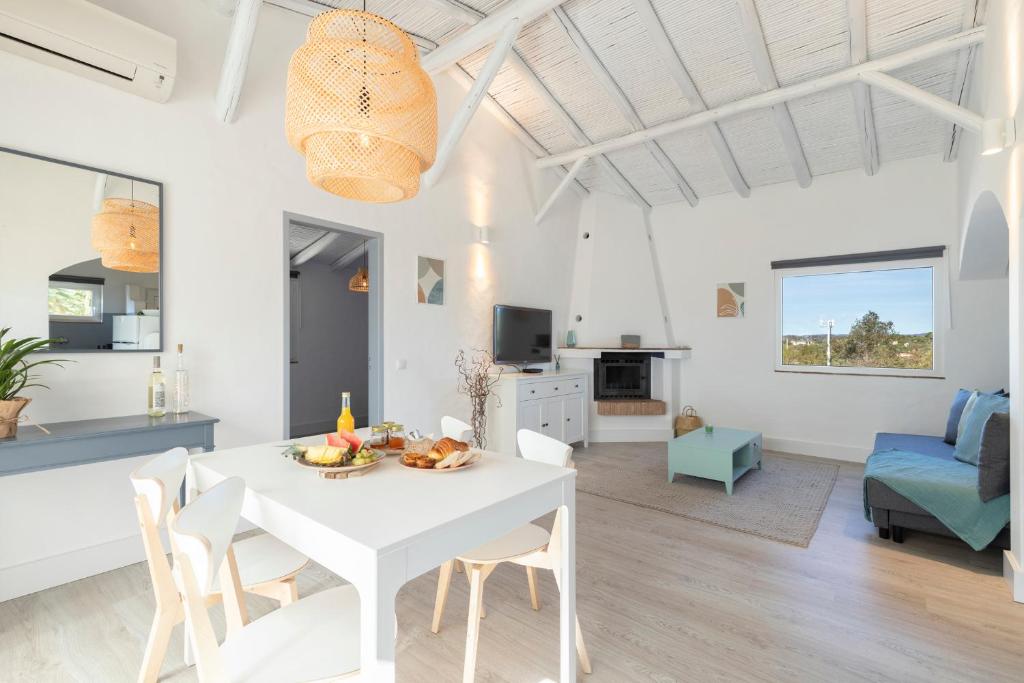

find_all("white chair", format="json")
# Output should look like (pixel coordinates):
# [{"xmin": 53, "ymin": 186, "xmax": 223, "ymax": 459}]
[
  {"xmin": 441, "ymin": 415, "xmax": 474, "ymax": 443},
  {"xmin": 130, "ymin": 448, "xmax": 309, "ymax": 682},
  {"xmin": 170, "ymin": 477, "xmax": 361, "ymax": 682},
  {"xmin": 431, "ymin": 429, "xmax": 591, "ymax": 682}
]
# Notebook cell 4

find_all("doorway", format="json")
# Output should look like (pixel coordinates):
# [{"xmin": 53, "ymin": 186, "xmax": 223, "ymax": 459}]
[{"xmin": 282, "ymin": 212, "xmax": 383, "ymax": 438}]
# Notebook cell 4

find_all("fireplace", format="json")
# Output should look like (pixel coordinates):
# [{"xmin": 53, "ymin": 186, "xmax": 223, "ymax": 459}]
[{"xmin": 593, "ymin": 353, "xmax": 654, "ymax": 400}]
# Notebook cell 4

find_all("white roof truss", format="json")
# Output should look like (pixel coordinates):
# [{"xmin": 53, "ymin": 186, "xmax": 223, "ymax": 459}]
[{"xmin": 210, "ymin": 0, "xmax": 1003, "ymax": 208}]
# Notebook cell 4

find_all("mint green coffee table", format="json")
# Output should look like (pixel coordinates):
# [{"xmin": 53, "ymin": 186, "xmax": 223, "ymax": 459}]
[{"xmin": 668, "ymin": 428, "xmax": 763, "ymax": 495}]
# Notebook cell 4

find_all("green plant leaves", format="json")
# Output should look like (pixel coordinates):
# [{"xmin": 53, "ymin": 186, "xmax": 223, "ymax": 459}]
[{"xmin": 0, "ymin": 327, "xmax": 68, "ymax": 401}]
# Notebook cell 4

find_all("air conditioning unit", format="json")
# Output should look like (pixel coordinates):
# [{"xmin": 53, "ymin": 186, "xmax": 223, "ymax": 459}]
[{"xmin": 0, "ymin": 0, "xmax": 176, "ymax": 102}]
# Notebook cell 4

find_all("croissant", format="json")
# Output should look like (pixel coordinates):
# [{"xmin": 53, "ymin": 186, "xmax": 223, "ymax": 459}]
[{"xmin": 428, "ymin": 439, "xmax": 456, "ymax": 461}]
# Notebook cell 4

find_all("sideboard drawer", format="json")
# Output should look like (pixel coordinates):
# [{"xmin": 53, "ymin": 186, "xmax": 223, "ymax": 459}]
[{"xmin": 524, "ymin": 378, "xmax": 585, "ymax": 400}]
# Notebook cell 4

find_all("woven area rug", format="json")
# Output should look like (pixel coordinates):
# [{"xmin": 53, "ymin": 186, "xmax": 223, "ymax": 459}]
[{"xmin": 575, "ymin": 448, "xmax": 839, "ymax": 547}]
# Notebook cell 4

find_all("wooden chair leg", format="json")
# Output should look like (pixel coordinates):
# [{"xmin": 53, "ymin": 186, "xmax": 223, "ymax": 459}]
[
  {"xmin": 526, "ymin": 566, "xmax": 540, "ymax": 611},
  {"xmin": 463, "ymin": 562, "xmax": 486, "ymax": 618},
  {"xmin": 277, "ymin": 578, "xmax": 298, "ymax": 606},
  {"xmin": 138, "ymin": 605, "xmax": 179, "ymax": 683},
  {"xmin": 575, "ymin": 616, "xmax": 592, "ymax": 674},
  {"xmin": 432, "ymin": 560, "xmax": 454, "ymax": 634},
  {"xmin": 463, "ymin": 564, "xmax": 495, "ymax": 683}
]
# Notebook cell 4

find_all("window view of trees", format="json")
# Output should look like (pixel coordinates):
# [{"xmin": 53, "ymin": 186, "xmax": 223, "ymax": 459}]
[
  {"xmin": 779, "ymin": 265, "xmax": 935, "ymax": 372},
  {"xmin": 782, "ymin": 310, "xmax": 933, "ymax": 369},
  {"xmin": 48, "ymin": 286, "xmax": 94, "ymax": 318}
]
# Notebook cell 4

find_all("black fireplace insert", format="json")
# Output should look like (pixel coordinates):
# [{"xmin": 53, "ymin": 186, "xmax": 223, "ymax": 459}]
[{"xmin": 593, "ymin": 352, "xmax": 656, "ymax": 400}]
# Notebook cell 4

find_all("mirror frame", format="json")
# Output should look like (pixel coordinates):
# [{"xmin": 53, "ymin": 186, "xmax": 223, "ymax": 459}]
[{"xmin": 1, "ymin": 145, "xmax": 165, "ymax": 353}]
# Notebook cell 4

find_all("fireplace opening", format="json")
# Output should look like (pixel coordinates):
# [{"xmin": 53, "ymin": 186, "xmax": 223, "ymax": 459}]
[{"xmin": 594, "ymin": 352, "xmax": 657, "ymax": 400}]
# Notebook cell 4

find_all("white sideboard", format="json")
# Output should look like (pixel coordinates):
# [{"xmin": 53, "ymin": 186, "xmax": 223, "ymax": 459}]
[{"xmin": 487, "ymin": 371, "xmax": 590, "ymax": 457}]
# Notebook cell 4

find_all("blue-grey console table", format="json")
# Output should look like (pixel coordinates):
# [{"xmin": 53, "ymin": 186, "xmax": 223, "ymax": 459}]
[{"xmin": 0, "ymin": 412, "xmax": 219, "ymax": 477}]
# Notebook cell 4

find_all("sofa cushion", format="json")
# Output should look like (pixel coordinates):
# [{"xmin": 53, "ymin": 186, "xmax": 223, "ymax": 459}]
[
  {"xmin": 954, "ymin": 393, "xmax": 1010, "ymax": 465},
  {"xmin": 873, "ymin": 433, "xmax": 954, "ymax": 460},
  {"xmin": 956, "ymin": 391, "xmax": 980, "ymax": 443},
  {"xmin": 944, "ymin": 389, "xmax": 973, "ymax": 444},
  {"xmin": 978, "ymin": 412, "xmax": 1011, "ymax": 502}
]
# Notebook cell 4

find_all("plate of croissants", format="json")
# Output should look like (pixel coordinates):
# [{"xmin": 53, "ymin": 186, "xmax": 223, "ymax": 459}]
[{"xmin": 400, "ymin": 437, "xmax": 482, "ymax": 472}]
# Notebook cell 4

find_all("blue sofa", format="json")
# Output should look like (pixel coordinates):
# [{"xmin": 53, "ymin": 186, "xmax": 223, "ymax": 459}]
[{"xmin": 865, "ymin": 433, "xmax": 1011, "ymax": 548}]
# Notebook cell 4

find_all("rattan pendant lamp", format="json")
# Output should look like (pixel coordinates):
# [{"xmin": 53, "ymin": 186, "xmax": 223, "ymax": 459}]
[
  {"xmin": 90, "ymin": 180, "xmax": 159, "ymax": 273},
  {"xmin": 285, "ymin": 5, "xmax": 437, "ymax": 203},
  {"xmin": 349, "ymin": 240, "xmax": 369, "ymax": 293}
]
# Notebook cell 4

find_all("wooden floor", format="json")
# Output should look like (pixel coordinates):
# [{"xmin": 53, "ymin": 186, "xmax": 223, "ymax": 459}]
[{"xmin": 2, "ymin": 443, "xmax": 1022, "ymax": 682}]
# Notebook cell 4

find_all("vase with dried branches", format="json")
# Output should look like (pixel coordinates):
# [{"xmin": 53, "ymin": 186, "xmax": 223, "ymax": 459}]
[{"xmin": 454, "ymin": 349, "xmax": 503, "ymax": 449}]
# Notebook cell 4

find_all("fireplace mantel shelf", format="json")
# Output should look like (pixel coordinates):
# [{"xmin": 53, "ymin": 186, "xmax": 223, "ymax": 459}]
[{"xmin": 557, "ymin": 347, "xmax": 691, "ymax": 360}]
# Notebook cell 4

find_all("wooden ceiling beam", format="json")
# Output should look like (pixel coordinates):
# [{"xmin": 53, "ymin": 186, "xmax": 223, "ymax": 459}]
[
  {"xmin": 214, "ymin": 0, "xmax": 261, "ymax": 124},
  {"xmin": 421, "ymin": 0, "xmax": 572, "ymax": 75},
  {"xmin": 550, "ymin": 6, "xmax": 698, "ymax": 207},
  {"xmin": 448, "ymin": 66, "xmax": 589, "ymax": 198},
  {"xmin": 291, "ymin": 231, "xmax": 340, "ymax": 266},
  {"xmin": 847, "ymin": 0, "xmax": 879, "ymax": 175},
  {"xmin": 423, "ymin": 17, "xmax": 522, "ymax": 187},
  {"xmin": 735, "ymin": 0, "xmax": 812, "ymax": 188},
  {"xmin": 537, "ymin": 27, "xmax": 986, "ymax": 168},
  {"xmin": 944, "ymin": 0, "xmax": 988, "ymax": 162},
  {"xmin": 630, "ymin": 0, "xmax": 749, "ymax": 198},
  {"xmin": 536, "ymin": 156, "xmax": 589, "ymax": 222},
  {"xmin": 506, "ymin": 50, "xmax": 649, "ymax": 207},
  {"xmin": 429, "ymin": 0, "xmax": 635, "ymax": 205}
]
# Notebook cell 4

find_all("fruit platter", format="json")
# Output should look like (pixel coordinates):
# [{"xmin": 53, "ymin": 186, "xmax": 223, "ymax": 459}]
[
  {"xmin": 400, "ymin": 437, "xmax": 482, "ymax": 472},
  {"xmin": 283, "ymin": 430, "xmax": 382, "ymax": 479}
]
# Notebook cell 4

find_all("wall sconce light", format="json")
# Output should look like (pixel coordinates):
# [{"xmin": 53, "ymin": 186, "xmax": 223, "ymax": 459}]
[
  {"xmin": 476, "ymin": 225, "xmax": 490, "ymax": 244},
  {"xmin": 981, "ymin": 118, "xmax": 1017, "ymax": 156}
]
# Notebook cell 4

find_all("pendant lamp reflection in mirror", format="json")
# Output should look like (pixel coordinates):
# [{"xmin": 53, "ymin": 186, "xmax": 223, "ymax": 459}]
[
  {"xmin": 285, "ymin": 9, "xmax": 437, "ymax": 203},
  {"xmin": 90, "ymin": 191, "xmax": 159, "ymax": 274}
]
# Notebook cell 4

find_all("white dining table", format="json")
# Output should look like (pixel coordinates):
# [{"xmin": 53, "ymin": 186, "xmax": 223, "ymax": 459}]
[{"xmin": 186, "ymin": 435, "xmax": 578, "ymax": 682}]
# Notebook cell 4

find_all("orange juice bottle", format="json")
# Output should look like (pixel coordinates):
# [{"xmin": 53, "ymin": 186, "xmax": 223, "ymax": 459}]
[{"xmin": 337, "ymin": 392, "xmax": 355, "ymax": 433}]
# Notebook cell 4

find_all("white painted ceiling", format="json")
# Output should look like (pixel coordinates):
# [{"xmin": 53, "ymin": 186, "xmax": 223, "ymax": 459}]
[{"xmin": 273, "ymin": 0, "xmax": 983, "ymax": 207}]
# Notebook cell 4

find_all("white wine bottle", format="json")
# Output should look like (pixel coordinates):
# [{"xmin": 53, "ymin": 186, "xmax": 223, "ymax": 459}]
[
  {"xmin": 173, "ymin": 343, "xmax": 190, "ymax": 414},
  {"xmin": 147, "ymin": 356, "xmax": 167, "ymax": 417}
]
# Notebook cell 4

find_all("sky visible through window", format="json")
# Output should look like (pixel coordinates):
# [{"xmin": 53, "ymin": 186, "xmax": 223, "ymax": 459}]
[{"xmin": 782, "ymin": 267, "xmax": 933, "ymax": 336}]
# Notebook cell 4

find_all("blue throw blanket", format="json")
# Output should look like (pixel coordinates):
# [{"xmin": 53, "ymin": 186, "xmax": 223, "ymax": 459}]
[{"xmin": 864, "ymin": 449, "xmax": 1010, "ymax": 551}]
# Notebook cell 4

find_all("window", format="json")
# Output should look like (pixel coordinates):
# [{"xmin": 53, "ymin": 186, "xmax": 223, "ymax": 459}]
[
  {"xmin": 48, "ymin": 277, "xmax": 104, "ymax": 323},
  {"xmin": 773, "ymin": 248, "xmax": 946, "ymax": 377}
]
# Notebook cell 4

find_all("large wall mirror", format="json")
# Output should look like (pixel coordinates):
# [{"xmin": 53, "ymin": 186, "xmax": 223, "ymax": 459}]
[{"xmin": 0, "ymin": 147, "xmax": 163, "ymax": 352}]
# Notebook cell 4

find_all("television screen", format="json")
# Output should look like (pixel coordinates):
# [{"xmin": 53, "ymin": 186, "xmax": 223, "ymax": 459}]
[{"xmin": 493, "ymin": 305, "xmax": 552, "ymax": 364}]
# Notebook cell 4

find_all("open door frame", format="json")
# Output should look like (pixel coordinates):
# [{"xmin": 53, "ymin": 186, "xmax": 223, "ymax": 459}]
[{"xmin": 282, "ymin": 211, "xmax": 384, "ymax": 438}]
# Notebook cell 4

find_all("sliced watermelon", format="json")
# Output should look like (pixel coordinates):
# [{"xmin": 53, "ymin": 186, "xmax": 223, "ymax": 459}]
[
  {"xmin": 325, "ymin": 432, "xmax": 352, "ymax": 453},
  {"xmin": 336, "ymin": 429, "xmax": 364, "ymax": 452}
]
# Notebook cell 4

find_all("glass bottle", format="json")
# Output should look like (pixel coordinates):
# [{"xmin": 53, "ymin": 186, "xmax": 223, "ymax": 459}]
[
  {"xmin": 337, "ymin": 391, "xmax": 355, "ymax": 433},
  {"xmin": 173, "ymin": 343, "xmax": 190, "ymax": 414},
  {"xmin": 147, "ymin": 356, "xmax": 167, "ymax": 417}
]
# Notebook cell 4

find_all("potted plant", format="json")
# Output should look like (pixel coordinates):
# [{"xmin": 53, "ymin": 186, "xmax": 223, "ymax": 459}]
[{"xmin": 0, "ymin": 328, "xmax": 66, "ymax": 438}]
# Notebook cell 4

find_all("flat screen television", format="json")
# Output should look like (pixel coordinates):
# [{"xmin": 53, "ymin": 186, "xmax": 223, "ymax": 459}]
[{"xmin": 493, "ymin": 305, "xmax": 552, "ymax": 367}]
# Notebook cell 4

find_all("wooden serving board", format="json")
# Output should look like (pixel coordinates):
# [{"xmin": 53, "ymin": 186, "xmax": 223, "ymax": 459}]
[{"xmin": 294, "ymin": 456, "xmax": 383, "ymax": 479}]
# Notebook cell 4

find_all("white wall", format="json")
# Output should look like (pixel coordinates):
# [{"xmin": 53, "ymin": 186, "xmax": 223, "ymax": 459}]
[
  {"xmin": 955, "ymin": 0, "xmax": 1024, "ymax": 599},
  {"xmin": 0, "ymin": 0, "xmax": 581, "ymax": 599},
  {"xmin": 571, "ymin": 158, "xmax": 1008, "ymax": 461},
  {"xmin": 289, "ymin": 261, "xmax": 369, "ymax": 435}
]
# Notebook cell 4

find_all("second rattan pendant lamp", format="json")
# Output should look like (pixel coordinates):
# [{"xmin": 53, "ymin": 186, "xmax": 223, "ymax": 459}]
[
  {"xmin": 285, "ymin": 5, "xmax": 437, "ymax": 203},
  {"xmin": 349, "ymin": 240, "xmax": 369, "ymax": 293}
]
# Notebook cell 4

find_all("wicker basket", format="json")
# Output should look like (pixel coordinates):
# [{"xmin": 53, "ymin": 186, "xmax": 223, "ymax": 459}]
[{"xmin": 673, "ymin": 405, "xmax": 702, "ymax": 437}]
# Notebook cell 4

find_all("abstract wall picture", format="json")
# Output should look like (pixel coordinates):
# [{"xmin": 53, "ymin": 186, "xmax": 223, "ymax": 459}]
[
  {"xmin": 717, "ymin": 282, "xmax": 745, "ymax": 318},
  {"xmin": 417, "ymin": 256, "xmax": 445, "ymax": 305}
]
